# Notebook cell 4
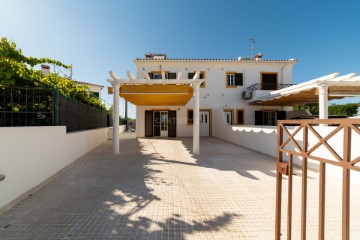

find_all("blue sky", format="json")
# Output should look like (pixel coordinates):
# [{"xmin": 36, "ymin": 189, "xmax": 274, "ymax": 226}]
[{"xmin": 1, "ymin": 0, "xmax": 360, "ymax": 117}]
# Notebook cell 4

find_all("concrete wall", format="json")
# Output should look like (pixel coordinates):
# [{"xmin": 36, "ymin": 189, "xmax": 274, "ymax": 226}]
[
  {"xmin": 0, "ymin": 126, "xmax": 125, "ymax": 213},
  {"xmin": 108, "ymin": 125, "xmax": 126, "ymax": 139},
  {"xmin": 213, "ymin": 108, "xmax": 278, "ymax": 157}
]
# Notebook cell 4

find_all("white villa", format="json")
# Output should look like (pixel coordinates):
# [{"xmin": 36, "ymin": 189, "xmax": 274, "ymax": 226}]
[{"xmin": 128, "ymin": 53, "xmax": 297, "ymax": 138}]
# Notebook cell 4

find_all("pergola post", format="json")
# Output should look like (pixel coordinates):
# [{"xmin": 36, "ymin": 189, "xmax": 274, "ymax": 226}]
[
  {"xmin": 318, "ymin": 83, "xmax": 329, "ymax": 120},
  {"xmin": 192, "ymin": 82, "xmax": 201, "ymax": 154},
  {"xmin": 107, "ymin": 79, "xmax": 121, "ymax": 155}
]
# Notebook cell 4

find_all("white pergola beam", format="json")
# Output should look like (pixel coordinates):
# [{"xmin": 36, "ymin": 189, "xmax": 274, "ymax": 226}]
[
  {"xmin": 108, "ymin": 70, "xmax": 205, "ymax": 155},
  {"xmin": 108, "ymin": 70, "xmax": 122, "ymax": 155}
]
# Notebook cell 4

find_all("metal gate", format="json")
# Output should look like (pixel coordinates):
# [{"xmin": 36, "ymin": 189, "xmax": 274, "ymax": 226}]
[{"xmin": 275, "ymin": 118, "xmax": 360, "ymax": 240}]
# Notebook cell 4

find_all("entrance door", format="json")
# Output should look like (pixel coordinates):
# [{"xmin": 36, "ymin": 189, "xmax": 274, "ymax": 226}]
[
  {"xmin": 200, "ymin": 111, "xmax": 209, "ymax": 136},
  {"xmin": 160, "ymin": 111, "xmax": 168, "ymax": 137}
]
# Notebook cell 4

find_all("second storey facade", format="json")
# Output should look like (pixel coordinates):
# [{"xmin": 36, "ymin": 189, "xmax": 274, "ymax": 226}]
[{"xmin": 133, "ymin": 55, "xmax": 297, "ymax": 137}]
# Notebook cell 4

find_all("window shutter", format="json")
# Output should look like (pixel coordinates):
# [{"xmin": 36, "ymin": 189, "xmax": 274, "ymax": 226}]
[
  {"xmin": 237, "ymin": 111, "xmax": 244, "ymax": 124},
  {"xmin": 235, "ymin": 73, "xmax": 243, "ymax": 86},
  {"xmin": 255, "ymin": 111, "xmax": 263, "ymax": 125},
  {"xmin": 277, "ymin": 111, "xmax": 286, "ymax": 121},
  {"xmin": 168, "ymin": 72, "xmax": 177, "ymax": 79},
  {"xmin": 145, "ymin": 111, "xmax": 153, "ymax": 137},
  {"xmin": 148, "ymin": 72, "xmax": 154, "ymax": 79},
  {"xmin": 188, "ymin": 72, "xmax": 195, "ymax": 79},
  {"xmin": 188, "ymin": 110, "xmax": 193, "ymax": 124}
]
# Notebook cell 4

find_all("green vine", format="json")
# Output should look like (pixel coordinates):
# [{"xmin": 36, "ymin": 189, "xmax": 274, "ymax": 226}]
[{"xmin": 0, "ymin": 37, "xmax": 105, "ymax": 109}]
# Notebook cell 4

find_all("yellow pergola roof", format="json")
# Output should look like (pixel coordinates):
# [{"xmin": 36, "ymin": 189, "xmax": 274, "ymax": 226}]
[{"xmin": 119, "ymin": 84, "xmax": 193, "ymax": 106}]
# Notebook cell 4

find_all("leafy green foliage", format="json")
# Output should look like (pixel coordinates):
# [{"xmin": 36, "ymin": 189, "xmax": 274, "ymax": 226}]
[
  {"xmin": 0, "ymin": 37, "xmax": 105, "ymax": 109},
  {"xmin": 328, "ymin": 103, "xmax": 358, "ymax": 117},
  {"xmin": 293, "ymin": 103, "xmax": 319, "ymax": 115},
  {"xmin": 294, "ymin": 103, "xmax": 358, "ymax": 117}
]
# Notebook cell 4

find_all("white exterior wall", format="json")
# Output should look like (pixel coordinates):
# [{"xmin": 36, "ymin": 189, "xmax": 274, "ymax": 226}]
[
  {"xmin": 213, "ymin": 110, "xmax": 360, "ymax": 183},
  {"xmin": 0, "ymin": 126, "xmax": 124, "ymax": 213},
  {"xmin": 134, "ymin": 60, "xmax": 295, "ymax": 137}
]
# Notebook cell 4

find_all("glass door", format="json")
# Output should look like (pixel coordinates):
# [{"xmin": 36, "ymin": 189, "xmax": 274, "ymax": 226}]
[{"xmin": 160, "ymin": 111, "xmax": 168, "ymax": 137}]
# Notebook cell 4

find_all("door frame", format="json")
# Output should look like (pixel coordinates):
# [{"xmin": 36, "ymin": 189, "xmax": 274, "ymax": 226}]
[{"xmin": 145, "ymin": 109, "xmax": 177, "ymax": 137}]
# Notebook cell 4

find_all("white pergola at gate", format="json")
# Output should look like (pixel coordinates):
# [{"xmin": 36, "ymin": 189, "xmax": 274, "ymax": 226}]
[
  {"xmin": 107, "ymin": 70, "xmax": 204, "ymax": 155},
  {"xmin": 249, "ymin": 72, "xmax": 360, "ymax": 119}
]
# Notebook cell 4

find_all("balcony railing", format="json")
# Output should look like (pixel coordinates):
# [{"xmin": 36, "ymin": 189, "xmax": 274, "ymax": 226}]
[{"xmin": 246, "ymin": 83, "xmax": 296, "ymax": 91}]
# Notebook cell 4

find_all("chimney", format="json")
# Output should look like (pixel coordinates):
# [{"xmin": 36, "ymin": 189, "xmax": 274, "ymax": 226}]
[
  {"xmin": 254, "ymin": 53, "xmax": 263, "ymax": 61},
  {"xmin": 41, "ymin": 64, "xmax": 50, "ymax": 75}
]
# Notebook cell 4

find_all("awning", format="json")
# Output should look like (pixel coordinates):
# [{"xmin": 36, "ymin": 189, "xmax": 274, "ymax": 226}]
[
  {"xmin": 119, "ymin": 84, "xmax": 193, "ymax": 106},
  {"xmin": 107, "ymin": 77, "xmax": 204, "ymax": 106}
]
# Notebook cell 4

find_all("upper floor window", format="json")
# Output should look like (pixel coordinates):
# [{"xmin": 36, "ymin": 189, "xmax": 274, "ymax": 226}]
[
  {"xmin": 226, "ymin": 72, "xmax": 243, "ymax": 88},
  {"xmin": 261, "ymin": 72, "xmax": 278, "ymax": 90},
  {"xmin": 188, "ymin": 71, "xmax": 206, "ymax": 88},
  {"xmin": 149, "ymin": 71, "xmax": 177, "ymax": 79}
]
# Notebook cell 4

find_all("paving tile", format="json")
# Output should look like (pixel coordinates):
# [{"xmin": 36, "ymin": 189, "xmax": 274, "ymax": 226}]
[{"xmin": 0, "ymin": 133, "xmax": 359, "ymax": 239}]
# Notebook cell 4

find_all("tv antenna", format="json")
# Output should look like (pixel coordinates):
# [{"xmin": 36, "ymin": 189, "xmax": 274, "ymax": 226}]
[{"xmin": 249, "ymin": 38, "xmax": 255, "ymax": 58}]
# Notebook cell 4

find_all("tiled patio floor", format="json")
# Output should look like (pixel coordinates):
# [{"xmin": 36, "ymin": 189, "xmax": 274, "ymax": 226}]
[{"xmin": 0, "ymin": 133, "xmax": 359, "ymax": 239}]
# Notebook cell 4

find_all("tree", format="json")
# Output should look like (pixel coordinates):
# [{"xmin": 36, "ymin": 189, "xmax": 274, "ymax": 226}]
[
  {"xmin": 293, "ymin": 103, "xmax": 319, "ymax": 115},
  {"xmin": 328, "ymin": 103, "xmax": 358, "ymax": 117},
  {"xmin": 0, "ymin": 37, "xmax": 105, "ymax": 109},
  {"xmin": 293, "ymin": 103, "xmax": 358, "ymax": 117}
]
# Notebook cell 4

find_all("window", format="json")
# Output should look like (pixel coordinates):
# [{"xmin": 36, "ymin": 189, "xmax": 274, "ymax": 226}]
[
  {"xmin": 226, "ymin": 72, "xmax": 243, "ymax": 88},
  {"xmin": 148, "ymin": 71, "xmax": 177, "ymax": 79},
  {"xmin": 188, "ymin": 71, "xmax": 206, "ymax": 88},
  {"xmin": 153, "ymin": 72, "xmax": 162, "ymax": 79},
  {"xmin": 263, "ymin": 111, "xmax": 276, "ymax": 126},
  {"xmin": 223, "ymin": 109, "xmax": 234, "ymax": 125},
  {"xmin": 254, "ymin": 110, "xmax": 286, "ymax": 126},
  {"xmin": 187, "ymin": 109, "xmax": 193, "ymax": 125},
  {"xmin": 261, "ymin": 72, "xmax": 278, "ymax": 90},
  {"xmin": 236, "ymin": 110, "xmax": 244, "ymax": 125}
]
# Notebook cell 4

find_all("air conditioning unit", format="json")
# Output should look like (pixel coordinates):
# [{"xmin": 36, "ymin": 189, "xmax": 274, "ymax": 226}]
[{"xmin": 242, "ymin": 91, "xmax": 252, "ymax": 99}]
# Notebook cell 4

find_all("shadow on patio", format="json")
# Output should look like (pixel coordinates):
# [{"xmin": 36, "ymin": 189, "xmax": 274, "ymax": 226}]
[{"xmin": 0, "ymin": 134, "xmax": 247, "ymax": 239}]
